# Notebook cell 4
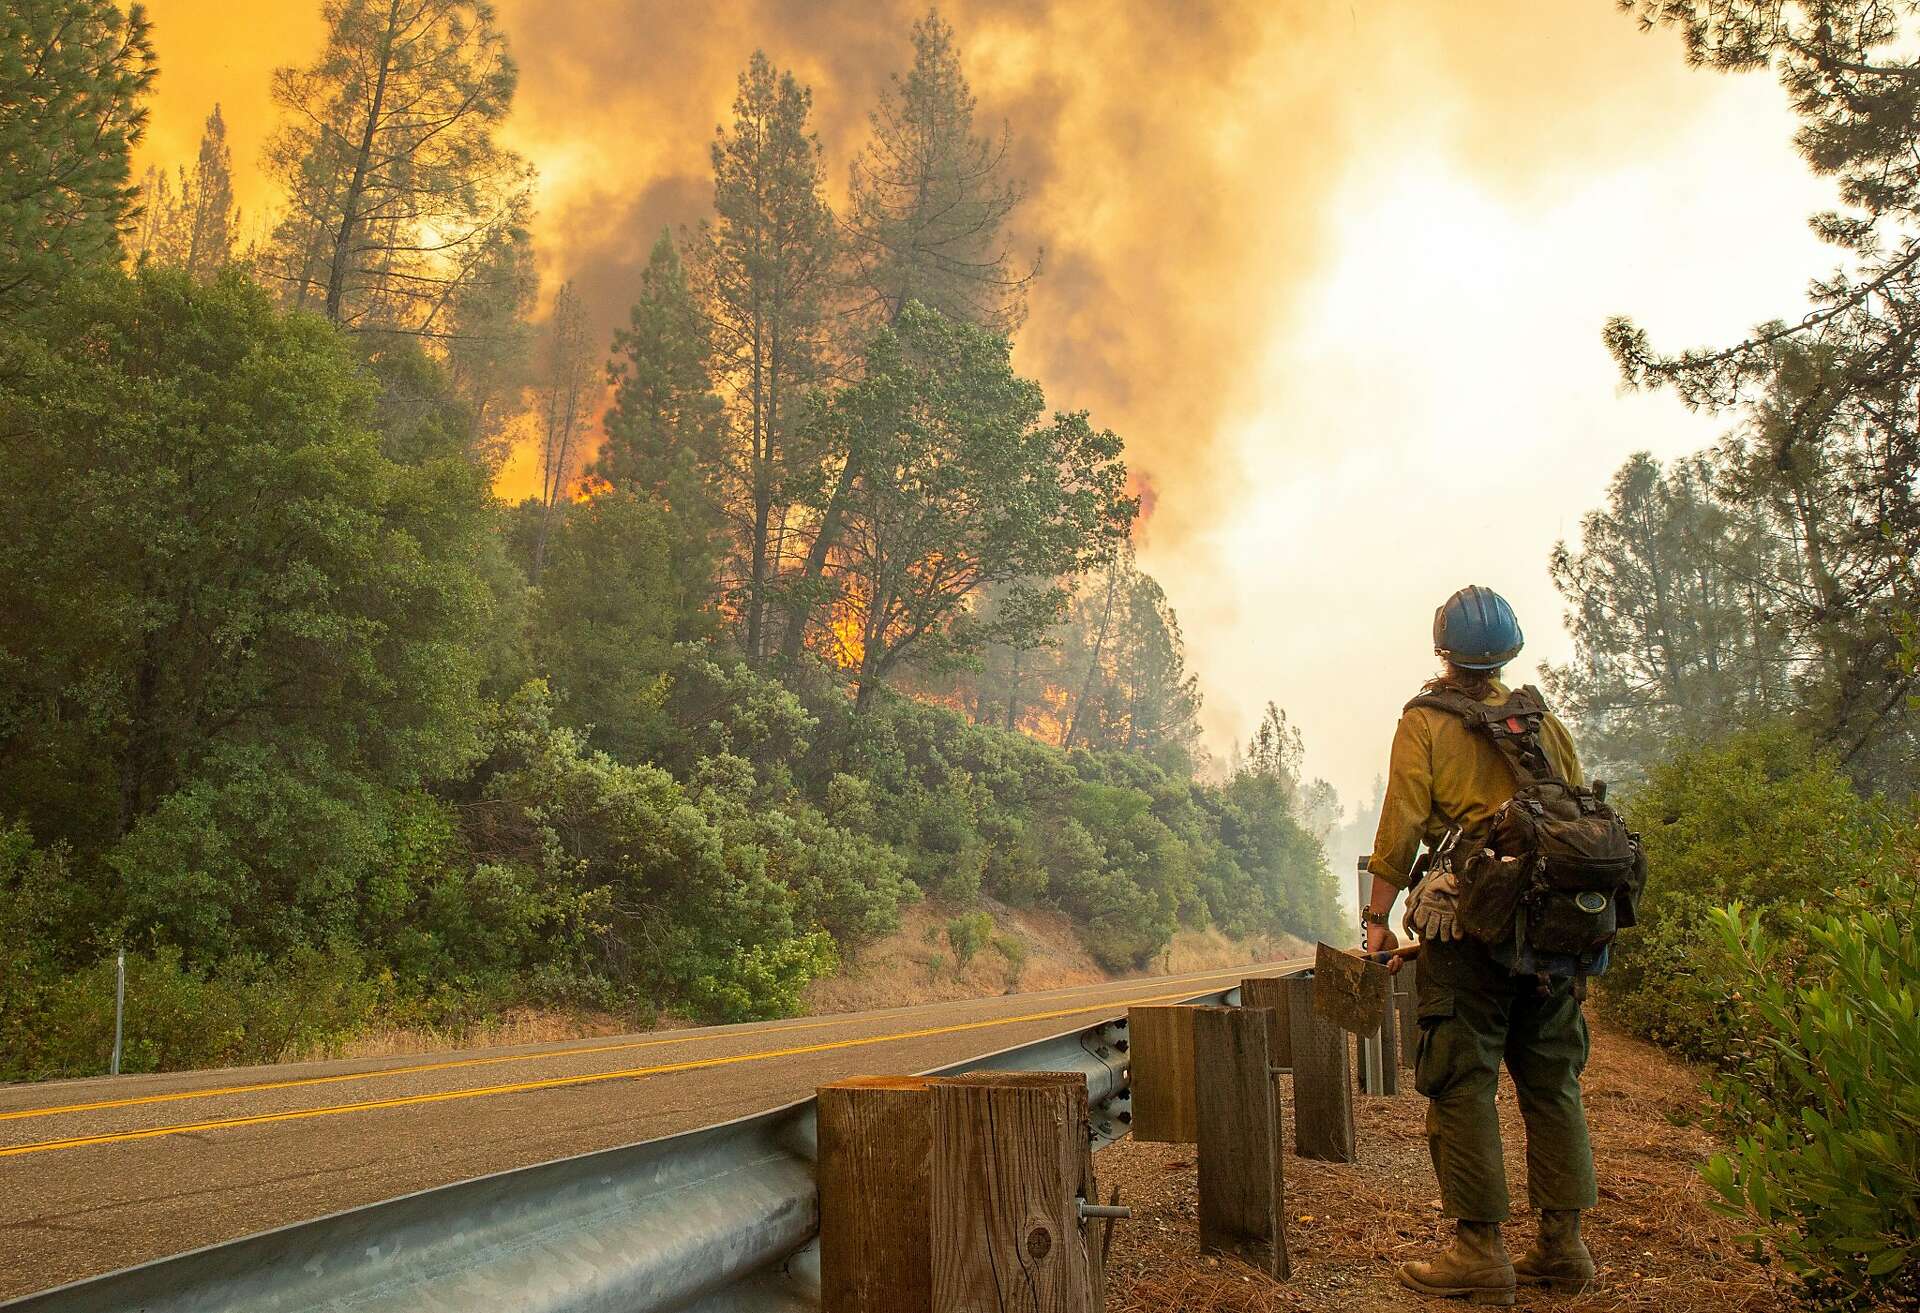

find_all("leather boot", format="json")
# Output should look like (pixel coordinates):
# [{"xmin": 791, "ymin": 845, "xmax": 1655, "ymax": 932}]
[
  {"xmin": 1514, "ymin": 1209, "xmax": 1596, "ymax": 1292},
  {"xmin": 1397, "ymin": 1220, "xmax": 1516, "ymax": 1305}
]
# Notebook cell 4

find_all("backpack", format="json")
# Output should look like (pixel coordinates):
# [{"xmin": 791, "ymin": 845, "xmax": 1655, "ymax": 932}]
[{"xmin": 1405, "ymin": 683, "xmax": 1647, "ymax": 981}]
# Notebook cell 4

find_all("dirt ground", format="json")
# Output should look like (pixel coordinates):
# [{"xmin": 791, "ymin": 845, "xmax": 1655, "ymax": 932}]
[{"xmin": 1099, "ymin": 1021, "xmax": 1786, "ymax": 1313}]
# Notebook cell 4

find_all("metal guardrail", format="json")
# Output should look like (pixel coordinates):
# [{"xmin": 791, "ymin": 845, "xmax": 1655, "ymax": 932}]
[{"xmin": 8, "ymin": 979, "xmax": 1258, "ymax": 1313}]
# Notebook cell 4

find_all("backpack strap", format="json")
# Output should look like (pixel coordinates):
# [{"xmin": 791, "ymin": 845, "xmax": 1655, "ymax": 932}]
[{"xmin": 1404, "ymin": 682, "xmax": 1566, "ymax": 788}]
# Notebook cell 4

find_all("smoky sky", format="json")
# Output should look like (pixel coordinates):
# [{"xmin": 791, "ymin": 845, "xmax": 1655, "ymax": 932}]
[
  {"xmin": 491, "ymin": 0, "xmax": 1354, "ymax": 546},
  {"xmin": 134, "ymin": 2, "xmax": 1830, "ymax": 799}
]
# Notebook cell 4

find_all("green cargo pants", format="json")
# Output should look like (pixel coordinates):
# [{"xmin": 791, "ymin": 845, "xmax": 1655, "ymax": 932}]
[{"xmin": 1413, "ymin": 938, "xmax": 1598, "ymax": 1222}]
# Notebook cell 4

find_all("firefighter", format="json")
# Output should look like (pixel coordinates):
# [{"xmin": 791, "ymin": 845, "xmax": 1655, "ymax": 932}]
[{"xmin": 1361, "ymin": 585, "xmax": 1599, "ymax": 1305}]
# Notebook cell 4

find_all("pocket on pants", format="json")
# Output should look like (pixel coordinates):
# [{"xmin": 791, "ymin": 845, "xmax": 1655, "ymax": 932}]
[{"xmin": 1413, "ymin": 987, "xmax": 1456, "ymax": 1099}]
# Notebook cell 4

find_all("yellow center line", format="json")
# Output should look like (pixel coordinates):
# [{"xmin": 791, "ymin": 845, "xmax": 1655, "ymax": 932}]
[
  {"xmin": 0, "ymin": 976, "xmax": 1257, "ymax": 1159},
  {"xmin": 0, "ymin": 964, "xmax": 1261, "ymax": 1125}
]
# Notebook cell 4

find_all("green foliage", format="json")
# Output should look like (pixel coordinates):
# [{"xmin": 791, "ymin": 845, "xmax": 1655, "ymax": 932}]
[
  {"xmin": 457, "ymin": 683, "xmax": 907, "ymax": 1023},
  {"xmin": 814, "ymin": 304, "xmax": 1135, "ymax": 705},
  {"xmin": 801, "ymin": 694, "xmax": 1340, "ymax": 973},
  {"xmin": 1603, "ymin": 725, "xmax": 1883, "ymax": 1056},
  {"xmin": 844, "ymin": 7, "xmax": 1033, "ymax": 332},
  {"xmin": 945, "ymin": 912, "xmax": 993, "ymax": 966},
  {"xmin": 0, "ymin": 264, "xmax": 491, "ymax": 859},
  {"xmin": 0, "ymin": 0, "xmax": 156, "ymax": 316},
  {"xmin": 0, "ymin": 269, "xmax": 494, "ymax": 960},
  {"xmin": 0, "ymin": 28, "xmax": 1343, "ymax": 1078},
  {"xmin": 1597, "ymin": 6, "xmax": 1920, "ymax": 791},
  {"xmin": 532, "ymin": 491, "xmax": 682, "ymax": 759},
  {"xmin": 1697, "ymin": 853, "xmax": 1920, "ymax": 1310}
]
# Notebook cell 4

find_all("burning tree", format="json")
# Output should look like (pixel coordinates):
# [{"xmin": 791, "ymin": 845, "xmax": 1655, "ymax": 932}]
[{"xmin": 812, "ymin": 303, "xmax": 1134, "ymax": 708}]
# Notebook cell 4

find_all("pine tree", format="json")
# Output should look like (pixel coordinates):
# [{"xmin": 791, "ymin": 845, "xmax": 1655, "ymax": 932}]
[
  {"xmin": 597, "ymin": 231, "xmax": 724, "ymax": 499},
  {"xmin": 1546, "ymin": 449, "xmax": 1791, "ymax": 780},
  {"xmin": 132, "ymin": 163, "xmax": 184, "ymax": 267},
  {"xmin": 695, "ymin": 52, "xmax": 837, "ymax": 663},
  {"xmin": 846, "ymin": 7, "xmax": 1035, "ymax": 333},
  {"xmin": 181, "ymin": 104, "xmax": 237, "ymax": 278},
  {"xmin": 133, "ymin": 105, "xmax": 239, "ymax": 279},
  {"xmin": 782, "ymin": 8, "xmax": 1036, "ymax": 659},
  {"xmin": 263, "ymin": 0, "xmax": 532, "ymax": 336},
  {"xmin": 1612, "ymin": 2, "xmax": 1920, "ymax": 782},
  {"xmin": 443, "ymin": 222, "xmax": 537, "ymax": 468},
  {"xmin": 0, "ymin": 0, "xmax": 156, "ymax": 316},
  {"xmin": 531, "ymin": 280, "xmax": 592, "ymax": 582}
]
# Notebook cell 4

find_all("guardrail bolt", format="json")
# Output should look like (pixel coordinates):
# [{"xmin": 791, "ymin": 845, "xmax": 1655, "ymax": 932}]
[{"xmin": 1077, "ymin": 1197, "xmax": 1132, "ymax": 1222}]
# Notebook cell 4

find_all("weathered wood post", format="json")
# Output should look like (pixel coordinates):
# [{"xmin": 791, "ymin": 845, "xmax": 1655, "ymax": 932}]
[
  {"xmin": 818, "ymin": 1076, "xmax": 936, "ymax": 1313},
  {"xmin": 1192, "ymin": 1006, "xmax": 1289, "ymax": 1279},
  {"xmin": 1286, "ymin": 974, "xmax": 1356, "ymax": 1163},
  {"xmin": 1127, "ymin": 1004, "xmax": 1198, "ymax": 1143},
  {"xmin": 1396, "ymin": 957, "xmax": 1420, "ymax": 1070},
  {"xmin": 932, "ymin": 1071, "xmax": 1098, "ymax": 1313},
  {"xmin": 1359, "ymin": 982, "xmax": 1400, "ymax": 1096},
  {"xmin": 1239, "ymin": 975, "xmax": 1292, "ymax": 1069}
]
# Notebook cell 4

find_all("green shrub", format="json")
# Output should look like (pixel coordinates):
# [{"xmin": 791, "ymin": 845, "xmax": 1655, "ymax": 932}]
[
  {"xmin": 991, "ymin": 933, "xmax": 1027, "ymax": 967},
  {"xmin": 945, "ymin": 911, "xmax": 993, "ymax": 966},
  {"xmin": 1698, "ymin": 846, "xmax": 1919, "ymax": 1311},
  {"xmin": 1605, "ymin": 725, "xmax": 1883, "ymax": 1057},
  {"xmin": 1, "ymin": 941, "xmax": 382, "ymax": 1082}
]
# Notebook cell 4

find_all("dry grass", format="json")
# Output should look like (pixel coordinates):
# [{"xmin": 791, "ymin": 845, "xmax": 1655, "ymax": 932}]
[
  {"xmin": 281, "ymin": 909, "xmax": 1289, "ymax": 1065},
  {"xmin": 1102, "ymin": 1021, "xmax": 1786, "ymax": 1313},
  {"xmin": 281, "ymin": 1005, "xmax": 649, "ymax": 1062},
  {"xmin": 803, "ymin": 900, "xmax": 1293, "ymax": 1016}
]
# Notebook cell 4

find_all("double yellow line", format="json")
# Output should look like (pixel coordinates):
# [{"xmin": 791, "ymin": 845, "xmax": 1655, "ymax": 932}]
[{"xmin": 1, "ymin": 969, "xmax": 1262, "ymax": 1159}]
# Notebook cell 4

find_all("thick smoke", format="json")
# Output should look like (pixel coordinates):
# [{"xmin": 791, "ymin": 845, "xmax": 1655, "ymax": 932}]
[
  {"xmin": 133, "ymin": 1, "xmax": 1795, "ymax": 790},
  {"xmin": 488, "ymin": 0, "xmax": 1360, "ymax": 543}
]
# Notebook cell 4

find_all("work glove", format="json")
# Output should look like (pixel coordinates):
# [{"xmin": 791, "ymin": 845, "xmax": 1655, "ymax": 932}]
[{"xmin": 1407, "ymin": 871, "xmax": 1464, "ymax": 943}]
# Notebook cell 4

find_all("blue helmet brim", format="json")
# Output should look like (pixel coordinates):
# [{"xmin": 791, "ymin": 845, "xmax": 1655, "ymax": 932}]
[{"xmin": 1436, "ymin": 642, "xmax": 1523, "ymax": 670}]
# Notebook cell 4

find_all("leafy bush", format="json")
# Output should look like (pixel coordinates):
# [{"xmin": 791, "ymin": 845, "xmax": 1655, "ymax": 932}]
[
  {"xmin": 1699, "ymin": 848, "xmax": 1919, "ymax": 1311},
  {"xmin": 945, "ymin": 912, "xmax": 994, "ymax": 966},
  {"xmin": 1604, "ymin": 726, "xmax": 1884, "ymax": 1057}
]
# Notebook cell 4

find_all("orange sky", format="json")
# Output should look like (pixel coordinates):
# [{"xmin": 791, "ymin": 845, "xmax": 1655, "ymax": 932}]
[{"xmin": 132, "ymin": 1, "xmax": 1834, "ymax": 807}]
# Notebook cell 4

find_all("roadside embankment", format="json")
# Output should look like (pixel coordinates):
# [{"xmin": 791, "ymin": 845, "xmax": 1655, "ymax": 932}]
[{"xmin": 1100, "ymin": 1021, "xmax": 1785, "ymax": 1313}]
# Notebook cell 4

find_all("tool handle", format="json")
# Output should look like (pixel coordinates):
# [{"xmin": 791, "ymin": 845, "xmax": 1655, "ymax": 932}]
[{"xmin": 1366, "ymin": 942, "xmax": 1423, "ymax": 967}]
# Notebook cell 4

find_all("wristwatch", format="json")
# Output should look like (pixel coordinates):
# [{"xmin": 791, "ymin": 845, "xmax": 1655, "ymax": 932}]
[{"xmin": 1361, "ymin": 906, "xmax": 1391, "ymax": 928}]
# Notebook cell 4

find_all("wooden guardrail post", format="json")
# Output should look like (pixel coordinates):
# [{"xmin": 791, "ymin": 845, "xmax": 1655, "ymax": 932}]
[
  {"xmin": 1285, "ymin": 974, "xmax": 1356, "ymax": 1163},
  {"xmin": 932, "ymin": 1071, "xmax": 1098, "ymax": 1313},
  {"xmin": 1396, "ymin": 957, "xmax": 1419, "ymax": 1070},
  {"xmin": 822, "ymin": 1071, "xmax": 1105, "ymax": 1313},
  {"xmin": 819, "ymin": 1076, "xmax": 935, "ymax": 1312},
  {"xmin": 1127, "ymin": 1004, "xmax": 1197, "ymax": 1142},
  {"xmin": 1374, "ymin": 978, "xmax": 1405, "ymax": 1090},
  {"xmin": 1192, "ymin": 1006, "xmax": 1289, "ymax": 1279},
  {"xmin": 1239, "ymin": 975, "xmax": 1292, "ymax": 1069}
]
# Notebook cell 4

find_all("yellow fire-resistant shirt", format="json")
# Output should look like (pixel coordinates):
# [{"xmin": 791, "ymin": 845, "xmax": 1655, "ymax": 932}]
[{"xmin": 1367, "ymin": 680, "xmax": 1584, "ymax": 889}]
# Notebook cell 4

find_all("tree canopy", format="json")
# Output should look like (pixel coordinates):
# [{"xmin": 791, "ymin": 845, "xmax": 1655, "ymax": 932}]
[{"xmin": 0, "ymin": 0, "xmax": 155, "ymax": 316}]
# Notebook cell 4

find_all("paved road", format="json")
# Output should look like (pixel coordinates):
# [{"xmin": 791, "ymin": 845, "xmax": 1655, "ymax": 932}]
[{"xmin": 0, "ymin": 961, "xmax": 1286, "ymax": 1299}]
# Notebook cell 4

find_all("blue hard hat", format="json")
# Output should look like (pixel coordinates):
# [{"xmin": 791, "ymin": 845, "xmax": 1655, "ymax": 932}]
[{"xmin": 1434, "ymin": 585, "xmax": 1524, "ymax": 669}]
